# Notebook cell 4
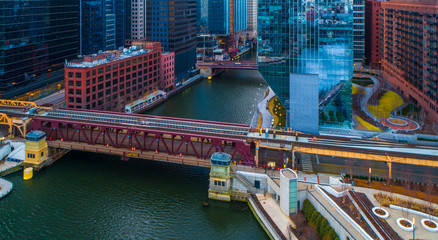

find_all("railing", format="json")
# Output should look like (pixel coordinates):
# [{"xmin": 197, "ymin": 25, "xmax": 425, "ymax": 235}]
[
  {"xmin": 250, "ymin": 194, "xmax": 287, "ymax": 240},
  {"xmin": 349, "ymin": 190, "xmax": 396, "ymax": 240},
  {"xmin": 233, "ymin": 172, "xmax": 257, "ymax": 194}
]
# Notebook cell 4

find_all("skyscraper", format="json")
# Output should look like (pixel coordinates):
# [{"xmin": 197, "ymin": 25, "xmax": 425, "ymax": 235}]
[
  {"xmin": 208, "ymin": 0, "xmax": 231, "ymax": 35},
  {"xmin": 0, "ymin": 0, "xmax": 80, "ymax": 99},
  {"xmin": 208, "ymin": 0, "xmax": 247, "ymax": 35},
  {"xmin": 381, "ymin": 0, "xmax": 438, "ymax": 124},
  {"xmin": 365, "ymin": 0, "xmax": 383, "ymax": 69},
  {"xmin": 247, "ymin": 0, "xmax": 257, "ymax": 33},
  {"xmin": 81, "ymin": 0, "xmax": 128, "ymax": 55},
  {"xmin": 258, "ymin": 0, "xmax": 354, "ymax": 133},
  {"xmin": 353, "ymin": 0, "xmax": 365, "ymax": 67},
  {"xmin": 131, "ymin": 0, "xmax": 146, "ymax": 40},
  {"xmin": 147, "ymin": 0, "xmax": 197, "ymax": 80}
]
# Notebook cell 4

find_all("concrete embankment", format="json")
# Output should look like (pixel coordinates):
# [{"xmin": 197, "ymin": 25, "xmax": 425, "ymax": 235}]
[{"xmin": 0, "ymin": 178, "xmax": 13, "ymax": 199}]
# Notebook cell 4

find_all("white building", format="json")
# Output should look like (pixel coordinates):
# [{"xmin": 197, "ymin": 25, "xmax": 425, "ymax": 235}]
[{"xmin": 131, "ymin": 0, "xmax": 146, "ymax": 40}]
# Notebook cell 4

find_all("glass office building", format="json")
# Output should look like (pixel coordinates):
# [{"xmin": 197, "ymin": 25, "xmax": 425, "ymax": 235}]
[
  {"xmin": 258, "ymin": 0, "xmax": 353, "ymax": 133},
  {"xmin": 0, "ymin": 0, "xmax": 79, "ymax": 99},
  {"xmin": 147, "ymin": 0, "xmax": 197, "ymax": 81},
  {"xmin": 208, "ymin": 0, "xmax": 247, "ymax": 35},
  {"xmin": 81, "ymin": 0, "xmax": 128, "ymax": 56}
]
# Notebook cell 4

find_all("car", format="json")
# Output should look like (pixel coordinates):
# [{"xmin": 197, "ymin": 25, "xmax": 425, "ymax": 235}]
[
  {"xmin": 218, "ymin": 62, "xmax": 224, "ymax": 65},
  {"xmin": 235, "ymin": 62, "xmax": 241, "ymax": 65}
]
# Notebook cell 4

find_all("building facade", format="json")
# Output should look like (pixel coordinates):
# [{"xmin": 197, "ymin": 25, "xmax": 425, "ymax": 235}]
[
  {"xmin": 353, "ymin": 0, "xmax": 365, "ymax": 67},
  {"xmin": 234, "ymin": 0, "xmax": 248, "ymax": 32},
  {"xmin": 0, "ymin": 0, "xmax": 80, "ymax": 99},
  {"xmin": 247, "ymin": 0, "xmax": 257, "ymax": 32},
  {"xmin": 131, "ymin": 0, "xmax": 146, "ymax": 40},
  {"xmin": 81, "ymin": 0, "xmax": 129, "ymax": 56},
  {"xmin": 65, "ymin": 41, "xmax": 174, "ymax": 112},
  {"xmin": 208, "ymin": 0, "xmax": 231, "ymax": 35},
  {"xmin": 381, "ymin": 0, "xmax": 438, "ymax": 124},
  {"xmin": 207, "ymin": 0, "xmax": 247, "ymax": 35},
  {"xmin": 365, "ymin": 0, "xmax": 383, "ymax": 69},
  {"xmin": 258, "ymin": 0, "xmax": 354, "ymax": 133},
  {"xmin": 147, "ymin": 0, "xmax": 197, "ymax": 81}
]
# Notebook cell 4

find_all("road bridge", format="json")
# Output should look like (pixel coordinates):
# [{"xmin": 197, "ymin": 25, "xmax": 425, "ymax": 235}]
[
  {"xmin": 29, "ymin": 109, "xmax": 255, "ymax": 165},
  {"xmin": 0, "ymin": 101, "xmax": 437, "ymax": 175},
  {"xmin": 197, "ymin": 61, "xmax": 257, "ymax": 77}
]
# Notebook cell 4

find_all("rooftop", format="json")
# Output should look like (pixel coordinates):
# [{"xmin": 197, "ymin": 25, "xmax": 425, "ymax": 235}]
[
  {"xmin": 65, "ymin": 42, "xmax": 162, "ymax": 68},
  {"xmin": 211, "ymin": 152, "xmax": 231, "ymax": 162},
  {"xmin": 280, "ymin": 169, "xmax": 297, "ymax": 179}
]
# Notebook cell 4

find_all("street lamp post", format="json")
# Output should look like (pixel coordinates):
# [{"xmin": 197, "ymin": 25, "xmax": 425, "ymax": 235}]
[
  {"xmin": 369, "ymin": 168, "xmax": 372, "ymax": 188},
  {"xmin": 413, "ymin": 218, "xmax": 415, "ymax": 240}
]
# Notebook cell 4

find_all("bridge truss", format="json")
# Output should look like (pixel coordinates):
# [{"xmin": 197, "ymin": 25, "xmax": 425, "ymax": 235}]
[{"xmin": 29, "ymin": 117, "xmax": 255, "ymax": 165}]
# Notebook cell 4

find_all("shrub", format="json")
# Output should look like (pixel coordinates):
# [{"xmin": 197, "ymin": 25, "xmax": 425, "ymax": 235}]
[{"xmin": 302, "ymin": 199, "xmax": 340, "ymax": 240}]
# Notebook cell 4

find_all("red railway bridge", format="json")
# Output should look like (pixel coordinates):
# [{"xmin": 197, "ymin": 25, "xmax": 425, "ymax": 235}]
[{"xmin": 29, "ymin": 109, "xmax": 255, "ymax": 166}]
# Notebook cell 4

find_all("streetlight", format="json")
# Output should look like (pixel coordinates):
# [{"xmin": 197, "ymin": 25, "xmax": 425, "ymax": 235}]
[
  {"xmin": 369, "ymin": 167, "xmax": 372, "ymax": 188},
  {"xmin": 413, "ymin": 217, "xmax": 415, "ymax": 240}
]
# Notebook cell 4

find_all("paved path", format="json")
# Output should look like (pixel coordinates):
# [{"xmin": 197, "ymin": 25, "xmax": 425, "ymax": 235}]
[
  {"xmin": 355, "ymin": 187, "xmax": 438, "ymax": 240},
  {"xmin": 257, "ymin": 87, "xmax": 275, "ymax": 128},
  {"xmin": 355, "ymin": 75, "xmax": 380, "ymax": 122},
  {"xmin": 256, "ymin": 194, "xmax": 294, "ymax": 238}
]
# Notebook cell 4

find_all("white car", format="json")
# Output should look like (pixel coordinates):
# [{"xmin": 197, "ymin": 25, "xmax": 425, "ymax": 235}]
[{"xmin": 235, "ymin": 62, "xmax": 241, "ymax": 65}]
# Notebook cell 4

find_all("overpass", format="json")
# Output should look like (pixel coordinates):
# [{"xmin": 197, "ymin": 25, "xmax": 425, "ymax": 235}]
[
  {"xmin": 0, "ymin": 102, "xmax": 437, "ymax": 176},
  {"xmin": 197, "ymin": 61, "xmax": 257, "ymax": 77}
]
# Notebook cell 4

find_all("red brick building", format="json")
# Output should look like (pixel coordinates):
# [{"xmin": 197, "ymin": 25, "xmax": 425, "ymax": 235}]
[
  {"xmin": 65, "ymin": 41, "xmax": 174, "ymax": 112},
  {"xmin": 382, "ymin": 0, "xmax": 438, "ymax": 124},
  {"xmin": 365, "ymin": 0, "xmax": 383, "ymax": 69}
]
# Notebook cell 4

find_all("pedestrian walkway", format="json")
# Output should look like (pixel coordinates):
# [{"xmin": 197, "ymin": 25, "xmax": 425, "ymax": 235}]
[
  {"xmin": 256, "ymin": 194, "xmax": 295, "ymax": 239},
  {"xmin": 354, "ymin": 187, "xmax": 438, "ymax": 240},
  {"xmin": 257, "ymin": 87, "xmax": 275, "ymax": 128}
]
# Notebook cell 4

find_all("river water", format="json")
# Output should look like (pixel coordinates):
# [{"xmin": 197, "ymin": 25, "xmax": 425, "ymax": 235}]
[{"xmin": 0, "ymin": 52, "xmax": 270, "ymax": 239}]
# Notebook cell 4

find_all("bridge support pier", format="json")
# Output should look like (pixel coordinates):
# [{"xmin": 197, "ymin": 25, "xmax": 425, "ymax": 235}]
[
  {"xmin": 255, "ymin": 141, "xmax": 259, "ymax": 167},
  {"xmin": 386, "ymin": 156, "xmax": 392, "ymax": 181}
]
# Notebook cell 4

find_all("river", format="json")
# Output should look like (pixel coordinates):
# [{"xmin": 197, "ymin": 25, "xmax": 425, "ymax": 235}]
[{"xmin": 0, "ymin": 54, "xmax": 270, "ymax": 239}]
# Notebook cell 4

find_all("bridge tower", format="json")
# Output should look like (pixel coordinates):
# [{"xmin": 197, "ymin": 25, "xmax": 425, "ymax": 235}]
[
  {"xmin": 24, "ymin": 130, "xmax": 48, "ymax": 167},
  {"xmin": 208, "ymin": 152, "xmax": 232, "ymax": 202}
]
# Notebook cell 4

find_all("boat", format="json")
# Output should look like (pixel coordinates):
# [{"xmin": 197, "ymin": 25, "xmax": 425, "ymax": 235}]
[{"xmin": 125, "ymin": 90, "xmax": 167, "ymax": 113}]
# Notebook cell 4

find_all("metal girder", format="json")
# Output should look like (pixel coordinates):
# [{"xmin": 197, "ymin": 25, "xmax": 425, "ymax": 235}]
[
  {"xmin": 0, "ymin": 99, "xmax": 37, "ymax": 109},
  {"xmin": 0, "ymin": 113, "xmax": 28, "ymax": 138},
  {"xmin": 29, "ymin": 117, "xmax": 255, "ymax": 165},
  {"xmin": 296, "ymin": 146, "xmax": 438, "ymax": 168}
]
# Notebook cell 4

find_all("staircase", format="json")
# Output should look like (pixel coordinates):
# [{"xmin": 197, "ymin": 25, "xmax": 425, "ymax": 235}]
[
  {"xmin": 233, "ymin": 172, "xmax": 257, "ymax": 194},
  {"xmin": 301, "ymin": 153, "xmax": 314, "ymax": 173}
]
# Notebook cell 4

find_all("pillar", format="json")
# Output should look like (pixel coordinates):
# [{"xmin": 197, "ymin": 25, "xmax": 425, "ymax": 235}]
[{"xmin": 255, "ymin": 141, "xmax": 259, "ymax": 167}]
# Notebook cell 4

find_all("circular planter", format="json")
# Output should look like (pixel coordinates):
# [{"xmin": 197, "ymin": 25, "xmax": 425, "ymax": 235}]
[
  {"xmin": 372, "ymin": 207, "xmax": 389, "ymax": 219},
  {"xmin": 396, "ymin": 218, "xmax": 414, "ymax": 232},
  {"xmin": 421, "ymin": 219, "xmax": 438, "ymax": 233}
]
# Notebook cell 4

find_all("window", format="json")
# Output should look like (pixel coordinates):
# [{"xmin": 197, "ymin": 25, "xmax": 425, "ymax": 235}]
[
  {"xmin": 86, "ymin": 71, "xmax": 90, "ymax": 77},
  {"xmin": 68, "ymin": 89, "xmax": 74, "ymax": 94},
  {"xmin": 105, "ymin": 66, "xmax": 111, "ymax": 72},
  {"xmin": 75, "ymin": 72, "xmax": 81, "ymax": 78},
  {"xmin": 98, "ymin": 68, "xmax": 104, "ymax": 74},
  {"xmin": 76, "ymin": 81, "xmax": 81, "ymax": 87},
  {"xmin": 68, "ymin": 72, "xmax": 73, "ymax": 78}
]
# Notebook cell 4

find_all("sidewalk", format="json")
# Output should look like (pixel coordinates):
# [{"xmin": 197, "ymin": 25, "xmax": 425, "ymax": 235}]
[
  {"xmin": 257, "ymin": 87, "xmax": 275, "ymax": 128},
  {"xmin": 256, "ymin": 194, "xmax": 294, "ymax": 239},
  {"xmin": 355, "ymin": 187, "xmax": 438, "ymax": 240}
]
